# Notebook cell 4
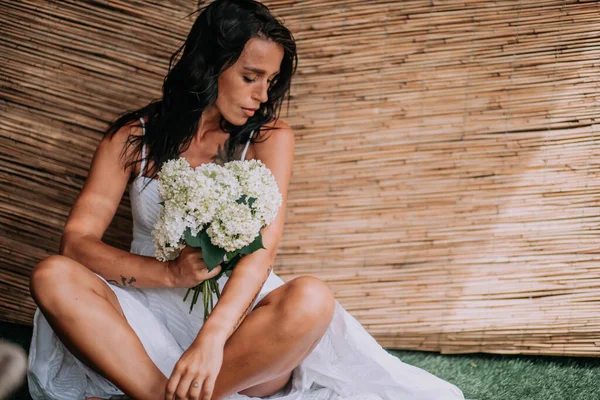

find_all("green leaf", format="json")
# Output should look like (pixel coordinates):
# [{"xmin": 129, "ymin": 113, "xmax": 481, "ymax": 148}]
[
  {"xmin": 224, "ymin": 250, "xmax": 238, "ymax": 263},
  {"xmin": 223, "ymin": 253, "xmax": 242, "ymax": 269},
  {"xmin": 184, "ymin": 227, "xmax": 203, "ymax": 248},
  {"xmin": 199, "ymin": 230, "xmax": 226, "ymax": 271},
  {"xmin": 238, "ymin": 233, "xmax": 266, "ymax": 255},
  {"xmin": 235, "ymin": 195, "xmax": 257, "ymax": 209}
]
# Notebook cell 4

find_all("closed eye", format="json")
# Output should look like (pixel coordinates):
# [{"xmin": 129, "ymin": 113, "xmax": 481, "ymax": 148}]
[{"xmin": 243, "ymin": 75, "xmax": 278, "ymax": 85}]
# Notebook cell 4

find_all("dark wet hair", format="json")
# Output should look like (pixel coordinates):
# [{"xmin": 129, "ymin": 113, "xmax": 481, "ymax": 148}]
[{"xmin": 105, "ymin": 0, "xmax": 297, "ymax": 183}]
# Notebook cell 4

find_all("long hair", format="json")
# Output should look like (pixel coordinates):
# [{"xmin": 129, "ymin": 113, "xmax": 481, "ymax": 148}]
[{"xmin": 105, "ymin": 0, "xmax": 297, "ymax": 184}]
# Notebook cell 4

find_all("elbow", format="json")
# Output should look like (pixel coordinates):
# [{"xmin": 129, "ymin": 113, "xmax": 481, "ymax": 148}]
[
  {"xmin": 58, "ymin": 232, "xmax": 87, "ymax": 258},
  {"xmin": 58, "ymin": 234, "xmax": 74, "ymax": 257}
]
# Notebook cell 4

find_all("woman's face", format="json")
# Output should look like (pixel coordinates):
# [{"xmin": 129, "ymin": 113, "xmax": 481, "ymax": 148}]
[{"xmin": 216, "ymin": 37, "xmax": 284, "ymax": 126}]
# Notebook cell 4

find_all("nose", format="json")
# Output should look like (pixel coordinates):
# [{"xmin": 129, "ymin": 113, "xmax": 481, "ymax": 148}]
[{"xmin": 252, "ymin": 80, "xmax": 269, "ymax": 104}]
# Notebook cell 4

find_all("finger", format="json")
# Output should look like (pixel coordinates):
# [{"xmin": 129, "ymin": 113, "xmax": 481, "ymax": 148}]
[
  {"xmin": 165, "ymin": 372, "xmax": 181, "ymax": 400},
  {"xmin": 200, "ymin": 375, "xmax": 216, "ymax": 400},
  {"xmin": 206, "ymin": 265, "xmax": 222, "ymax": 279},
  {"xmin": 175, "ymin": 372, "xmax": 195, "ymax": 400},
  {"xmin": 188, "ymin": 246, "xmax": 203, "ymax": 255},
  {"xmin": 183, "ymin": 245, "xmax": 202, "ymax": 257},
  {"xmin": 187, "ymin": 376, "xmax": 203, "ymax": 400}
]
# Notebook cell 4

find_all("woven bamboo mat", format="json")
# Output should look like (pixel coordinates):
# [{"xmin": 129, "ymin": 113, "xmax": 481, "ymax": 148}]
[{"xmin": 1, "ymin": 0, "xmax": 599, "ymax": 356}]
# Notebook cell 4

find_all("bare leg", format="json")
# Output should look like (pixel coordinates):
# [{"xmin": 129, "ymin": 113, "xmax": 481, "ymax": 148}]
[
  {"xmin": 214, "ymin": 276, "xmax": 335, "ymax": 398},
  {"xmin": 30, "ymin": 256, "xmax": 167, "ymax": 400},
  {"xmin": 31, "ymin": 257, "xmax": 335, "ymax": 400},
  {"xmin": 237, "ymin": 328, "xmax": 324, "ymax": 398}
]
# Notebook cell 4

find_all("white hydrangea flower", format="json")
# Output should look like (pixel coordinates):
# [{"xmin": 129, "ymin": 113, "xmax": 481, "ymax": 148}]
[
  {"xmin": 195, "ymin": 163, "xmax": 242, "ymax": 203},
  {"xmin": 225, "ymin": 159, "xmax": 282, "ymax": 224},
  {"xmin": 153, "ymin": 202, "xmax": 187, "ymax": 261},
  {"xmin": 153, "ymin": 158, "xmax": 212, "ymax": 260},
  {"xmin": 206, "ymin": 201, "xmax": 263, "ymax": 252},
  {"xmin": 156, "ymin": 158, "xmax": 193, "ymax": 204},
  {"xmin": 152, "ymin": 157, "xmax": 283, "ymax": 262}
]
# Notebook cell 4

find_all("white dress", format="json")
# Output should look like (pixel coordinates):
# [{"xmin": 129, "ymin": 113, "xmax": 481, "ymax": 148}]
[{"xmin": 27, "ymin": 118, "xmax": 466, "ymax": 400}]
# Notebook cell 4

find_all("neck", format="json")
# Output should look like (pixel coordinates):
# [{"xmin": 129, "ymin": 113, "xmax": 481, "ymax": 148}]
[{"xmin": 195, "ymin": 105, "xmax": 222, "ymax": 142}]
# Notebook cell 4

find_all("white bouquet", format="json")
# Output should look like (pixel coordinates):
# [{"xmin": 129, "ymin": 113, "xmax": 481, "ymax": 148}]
[{"xmin": 152, "ymin": 158, "xmax": 282, "ymax": 319}]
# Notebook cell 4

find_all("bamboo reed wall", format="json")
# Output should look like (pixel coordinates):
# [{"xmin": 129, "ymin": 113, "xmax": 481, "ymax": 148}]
[{"xmin": 1, "ymin": 0, "xmax": 599, "ymax": 356}]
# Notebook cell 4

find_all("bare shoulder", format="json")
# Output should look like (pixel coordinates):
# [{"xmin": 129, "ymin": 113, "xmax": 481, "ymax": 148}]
[
  {"xmin": 253, "ymin": 119, "xmax": 295, "ymax": 160},
  {"xmin": 260, "ymin": 118, "xmax": 293, "ymax": 136},
  {"xmin": 250, "ymin": 119, "xmax": 295, "ymax": 203},
  {"xmin": 102, "ymin": 118, "xmax": 143, "ymax": 165}
]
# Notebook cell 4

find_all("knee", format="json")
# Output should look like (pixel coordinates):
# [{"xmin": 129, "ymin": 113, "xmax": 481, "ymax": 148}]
[
  {"xmin": 29, "ymin": 255, "xmax": 75, "ymax": 305},
  {"xmin": 279, "ymin": 276, "xmax": 335, "ymax": 332}
]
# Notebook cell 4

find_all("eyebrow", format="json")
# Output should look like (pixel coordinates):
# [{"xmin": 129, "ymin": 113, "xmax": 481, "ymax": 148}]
[{"xmin": 243, "ymin": 67, "xmax": 280, "ymax": 77}]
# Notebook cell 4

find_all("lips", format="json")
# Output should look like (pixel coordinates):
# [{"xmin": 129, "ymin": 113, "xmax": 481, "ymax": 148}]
[{"xmin": 241, "ymin": 107, "xmax": 257, "ymax": 117}]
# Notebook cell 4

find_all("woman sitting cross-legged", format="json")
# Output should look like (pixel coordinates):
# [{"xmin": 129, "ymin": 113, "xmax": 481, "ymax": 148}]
[{"xmin": 27, "ymin": 1, "xmax": 466, "ymax": 399}]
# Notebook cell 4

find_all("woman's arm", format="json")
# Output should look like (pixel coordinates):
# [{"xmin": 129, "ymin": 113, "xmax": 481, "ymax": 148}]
[
  {"xmin": 59, "ymin": 121, "xmax": 174, "ymax": 288},
  {"xmin": 199, "ymin": 121, "xmax": 295, "ymax": 342},
  {"xmin": 61, "ymin": 236, "xmax": 172, "ymax": 288}
]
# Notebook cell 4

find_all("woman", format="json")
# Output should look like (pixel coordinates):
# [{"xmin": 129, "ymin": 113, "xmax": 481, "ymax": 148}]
[{"xmin": 27, "ymin": 1, "xmax": 466, "ymax": 399}]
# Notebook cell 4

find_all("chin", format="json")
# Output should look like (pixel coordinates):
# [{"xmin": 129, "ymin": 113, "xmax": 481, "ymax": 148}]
[
  {"xmin": 231, "ymin": 115, "xmax": 250, "ymax": 126},
  {"xmin": 220, "ymin": 115, "xmax": 244, "ymax": 127},
  {"xmin": 231, "ymin": 118, "xmax": 248, "ymax": 127}
]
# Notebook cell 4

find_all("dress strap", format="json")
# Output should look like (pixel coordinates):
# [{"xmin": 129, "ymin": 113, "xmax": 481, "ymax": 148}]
[
  {"xmin": 240, "ymin": 129, "xmax": 255, "ymax": 161},
  {"xmin": 138, "ymin": 117, "xmax": 147, "ymax": 178}
]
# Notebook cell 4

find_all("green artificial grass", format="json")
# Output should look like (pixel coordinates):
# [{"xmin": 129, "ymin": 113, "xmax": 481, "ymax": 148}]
[
  {"xmin": 387, "ymin": 349, "xmax": 600, "ymax": 400},
  {"xmin": 2, "ymin": 321, "xmax": 599, "ymax": 400}
]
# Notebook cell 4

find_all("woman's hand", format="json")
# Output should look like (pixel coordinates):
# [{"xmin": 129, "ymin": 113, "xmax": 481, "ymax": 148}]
[
  {"xmin": 168, "ymin": 246, "xmax": 222, "ymax": 288},
  {"xmin": 165, "ymin": 333, "xmax": 226, "ymax": 400}
]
